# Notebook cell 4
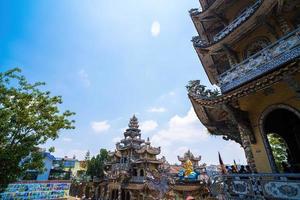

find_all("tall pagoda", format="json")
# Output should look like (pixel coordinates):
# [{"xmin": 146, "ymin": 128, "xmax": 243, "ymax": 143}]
[
  {"xmin": 98, "ymin": 115, "xmax": 162, "ymax": 200},
  {"xmin": 187, "ymin": 0, "xmax": 300, "ymax": 198}
]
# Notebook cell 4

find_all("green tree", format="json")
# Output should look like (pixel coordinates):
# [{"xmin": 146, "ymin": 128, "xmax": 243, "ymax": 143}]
[
  {"xmin": 267, "ymin": 133, "xmax": 289, "ymax": 171},
  {"xmin": 85, "ymin": 150, "xmax": 90, "ymax": 161},
  {"xmin": 86, "ymin": 149, "xmax": 108, "ymax": 179},
  {"xmin": 0, "ymin": 68, "xmax": 75, "ymax": 191},
  {"xmin": 49, "ymin": 146, "xmax": 55, "ymax": 153}
]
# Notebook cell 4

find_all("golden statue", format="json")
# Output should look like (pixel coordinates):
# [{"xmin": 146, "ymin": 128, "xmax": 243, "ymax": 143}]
[{"xmin": 183, "ymin": 159, "xmax": 193, "ymax": 177}]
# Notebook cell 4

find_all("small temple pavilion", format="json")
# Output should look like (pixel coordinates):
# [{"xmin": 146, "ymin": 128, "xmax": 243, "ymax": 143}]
[
  {"xmin": 171, "ymin": 150, "xmax": 209, "ymax": 199},
  {"xmin": 177, "ymin": 150, "xmax": 202, "ymax": 168}
]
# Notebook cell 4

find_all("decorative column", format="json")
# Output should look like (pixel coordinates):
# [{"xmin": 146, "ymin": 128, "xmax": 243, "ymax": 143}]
[
  {"xmin": 239, "ymin": 125, "xmax": 257, "ymax": 172},
  {"xmin": 222, "ymin": 104, "xmax": 257, "ymax": 172},
  {"xmin": 118, "ymin": 187, "xmax": 122, "ymax": 200}
]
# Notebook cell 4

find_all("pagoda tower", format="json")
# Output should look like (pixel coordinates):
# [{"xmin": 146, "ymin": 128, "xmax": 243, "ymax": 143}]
[
  {"xmin": 187, "ymin": 0, "xmax": 300, "ymax": 174},
  {"xmin": 99, "ymin": 115, "xmax": 163, "ymax": 200},
  {"xmin": 115, "ymin": 115, "xmax": 145, "ymax": 163}
]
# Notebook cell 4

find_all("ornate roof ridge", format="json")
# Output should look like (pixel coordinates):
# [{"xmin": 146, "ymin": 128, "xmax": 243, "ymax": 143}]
[
  {"xmin": 135, "ymin": 145, "xmax": 161, "ymax": 155},
  {"xmin": 177, "ymin": 150, "xmax": 201, "ymax": 162}
]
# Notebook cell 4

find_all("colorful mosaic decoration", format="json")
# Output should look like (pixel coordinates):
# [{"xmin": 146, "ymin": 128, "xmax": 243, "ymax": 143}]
[{"xmin": 0, "ymin": 181, "xmax": 71, "ymax": 200}]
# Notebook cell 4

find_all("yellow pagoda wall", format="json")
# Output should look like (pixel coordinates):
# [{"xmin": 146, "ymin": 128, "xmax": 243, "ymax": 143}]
[{"xmin": 238, "ymin": 73, "xmax": 300, "ymax": 172}]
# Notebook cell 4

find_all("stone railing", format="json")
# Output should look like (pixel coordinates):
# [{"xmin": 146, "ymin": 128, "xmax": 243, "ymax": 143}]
[
  {"xmin": 218, "ymin": 27, "xmax": 300, "ymax": 93},
  {"xmin": 213, "ymin": 0, "xmax": 262, "ymax": 42},
  {"xmin": 210, "ymin": 173, "xmax": 300, "ymax": 199},
  {"xmin": 130, "ymin": 176, "xmax": 145, "ymax": 183},
  {"xmin": 192, "ymin": 0, "xmax": 262, "ymax": 48}
]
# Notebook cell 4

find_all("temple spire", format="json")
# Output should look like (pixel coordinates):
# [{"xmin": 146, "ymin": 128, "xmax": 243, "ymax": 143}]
[{"xmin": 128, "ymin": 114, "xmax": 139, "ymax": 129}]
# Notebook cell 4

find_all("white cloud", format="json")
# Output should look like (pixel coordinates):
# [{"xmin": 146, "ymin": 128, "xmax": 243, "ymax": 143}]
[
  {"xmin": 168, "ymin": 91, "xmax": 175, "ymax": 96},
  {"xmin": 151, "ymin": 21, "xmax": 160, "ymax": 37},
  {"xmin": 91, "ymin": 120, "xmax": 110, "ymax": 133},
  {"xmin": 147, "ymin": 107, "xmax": 166, "ymax": 113},
  {"xmin": 140, "ymin": 120, "xmax": 158, "ymax": 132},
  {"xmin": 51, "ymin": 148, "xmax": 87, "ymax": 160},
  {"xmin": 62, "ymin": 137, "xmax": 72, "ymax": 142},
  {"xmin": 66, "ymin": 149, "xmax": 87, "ymax": 160},
  {"xmin": 151, "ymin": 107, "xmax": 208, "ymax": 147},
  {"xmin": 221, "ymin": 141, "xmax": 247, "ymax": 164},
  {"xmin": 150, "ymin": 108, "xmax": 208, "ymax": 163},
  {"xmin": 78, "ymin": 69, "xmax": 91, "ymax": 87}
]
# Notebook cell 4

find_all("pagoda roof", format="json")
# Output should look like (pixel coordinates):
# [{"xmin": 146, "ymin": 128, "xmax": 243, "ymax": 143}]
[
  {"xmin": 178, "ymin": 150, "xmax": 201, "ymax": 162},
  {"xmin": 187, "ymin": 61, "xmax": 300, "ymax": 145},
  {"xmin": 135, "ymin": 142, "xmax": 161, "ymax": 155},
  {"xmin": 120, "ymin": 138, "xmax": 144, "ymax": 145},
  {"xmin": 116, "ymin": 143, "xmax": 143, "ymax": 151},
  {"xmin": 135, "ymin": 147, "xmax": 160, "ymax": 155},
  {"xmin": 123, "ymin": 115, "xmax": 142, "ymax": 138},
  {"xmin": 108, "ymin": 150, "xmax": 122, "ymax": 158},
  {"xmin": 133, "ymin": 159, "xmax": 163, "ymax": 164}
]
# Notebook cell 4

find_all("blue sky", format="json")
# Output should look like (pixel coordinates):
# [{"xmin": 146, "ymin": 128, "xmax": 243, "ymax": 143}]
[{"xmin": 0, "ymin": 0, "xmax": 246, "ymax": 164}]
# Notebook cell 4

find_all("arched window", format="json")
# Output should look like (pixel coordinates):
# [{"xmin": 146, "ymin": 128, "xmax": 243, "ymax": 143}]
[
  {"xmin": 244, "ymin": 37, "xmax": 271, "ymax": 59},
  {"xmin": 140, "ymin": 169, "xmax": 144, "ymax": 177},
  {"xmin": 133, "ymin": 169, "xmax": 137, "ymax": 176},
  {"xmin": 262, "ymin": 106, "xmax": 300, "ymax": 173}
]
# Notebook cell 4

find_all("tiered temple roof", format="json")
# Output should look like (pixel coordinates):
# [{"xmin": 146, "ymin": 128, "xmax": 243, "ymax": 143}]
[
  {"xmin": 107, "ymin": 115, "xmax": 162, "ymax": 177},
  {"xmin": 178, "ymin": 150, "xmax": 201, "ymax": 163},
  {"xmin": 187, "ymin": 0, "xmax": 300, "ymax": 146},
  {"xmin": 101, "ymin": 116, "xmax": 210, "ymax": 199},
  {"xmin": 115, "ymin": 115, "xmax": 145, "ymax": 152}
]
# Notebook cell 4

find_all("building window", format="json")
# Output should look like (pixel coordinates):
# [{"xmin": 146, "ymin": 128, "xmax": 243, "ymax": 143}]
[
  {"xmin": 262, "ymin": 106, "xmax": 300, "ymax": 173},
  {"xmin": 140, "ymin": 169, "xmax": 144, "ymax": 177},
  {"xmin": 244, "ymin": 37, "xmax": 271, "ymax": 59},
  {"xmin": 133, "ymin": 169, "xmax": 137, "ymax": 176}
]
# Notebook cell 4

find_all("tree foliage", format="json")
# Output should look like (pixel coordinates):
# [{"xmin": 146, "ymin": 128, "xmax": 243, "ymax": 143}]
[
  {"xmin": 48, "ymin": 146, "xmax": 55, "ymax": 153},
  {"xmin": 267, "ymin": 133, "xmax": 288, "ymax": 171},
  {"xmin": 0, "ymin": 68, "xmax": 75, "ymax": 191},
  {"xmin": 86, "ymin": 149, "xmax": 108, "ymax": 179}
]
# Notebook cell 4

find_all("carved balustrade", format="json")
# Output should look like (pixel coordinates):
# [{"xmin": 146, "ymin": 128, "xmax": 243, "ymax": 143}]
[
  {"xmin": 130, "ymin": 176, "xmax": 145, "ymax": 183},
  {"xmin": 192, "ymin": 0, "xmax": 262, "ymax": 48},
  {"xmin": 219, "ymin": 27, "xmax": 300, "ymax": 92},
  {"xmin": 210, "ymin": 173, "xmax": 300, "ymax": 199},
  {"xmin": 213, "ymin": 0, "xmax": 262, "ymax": 42}
]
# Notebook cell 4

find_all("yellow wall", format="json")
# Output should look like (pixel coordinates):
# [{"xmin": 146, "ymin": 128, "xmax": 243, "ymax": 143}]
[{"xmin": 239, "ymin": 73, "xmax": 300, "ymax": 172}]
